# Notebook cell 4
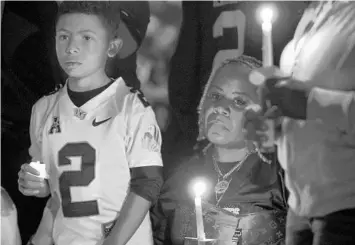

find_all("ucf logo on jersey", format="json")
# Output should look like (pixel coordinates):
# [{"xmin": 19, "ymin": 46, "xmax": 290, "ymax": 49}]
[
  {"xmin": 141, "ymin": 124, "xmax": 161, "ymax": 152},
  {"xmin": 48, "ymin": 116, "xmax": 61, "ymax": 134}
]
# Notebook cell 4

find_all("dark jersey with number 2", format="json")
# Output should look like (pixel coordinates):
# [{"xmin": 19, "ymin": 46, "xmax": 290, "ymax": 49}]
[{"xmin": 166, "ymin": 1, "xmax": 307, "ymax": 152}]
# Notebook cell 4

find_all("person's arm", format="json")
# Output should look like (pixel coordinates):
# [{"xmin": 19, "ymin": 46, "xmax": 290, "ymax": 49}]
[
  {"xmin": 308, "ymin": 88, "xmax": 354, "ymax": 133},
  {"xmin": 20, "ymin": 99, "xmax": 55, "ymax": 245},
  {"xmin": 103, "ymin": 193, "xmax": 152, "ymax": 245},
  {"xmin": 281, "ymin": 33, "xmax": 355, "ymax": 133},
  {"xmin": 151, "ymin": 200, "xmax": 170, "ymax": 245},
  {"xmin": 151, "ymin": 164, "xmax": 186, "ymax": 245},
  {"xmin": 306, "ymin": 70, "xmax": 355, "ymax": 134},
  {"xmin": 252, "ymin": 66, "xmax": 355, "ymax": 135},
  {"xmin": 28, "ymin": 99, "xmax": 44, "ymax": 163},
  {"xmin": 1, "ymin": 187, "xmax": 21, "ymax": 245},
  {"xmin": 103, "ymin": 95, "xmax": 163, "ymax": 245},
  {"xmin": 19, "ymin": 99, "xmax": 51, "ymax": 197},
  {"xmin": 104, "ymin": 167, "xmax": 164, "ymax": 245},
  {"xmin": 277, "ymin": 68, "xmax": 355, "ymax": 134}
]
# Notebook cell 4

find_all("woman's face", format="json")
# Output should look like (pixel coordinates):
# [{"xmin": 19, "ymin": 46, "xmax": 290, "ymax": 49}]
[{"xmin": 203, "ymin": 64, "xmax": 258, "ymax": 147}]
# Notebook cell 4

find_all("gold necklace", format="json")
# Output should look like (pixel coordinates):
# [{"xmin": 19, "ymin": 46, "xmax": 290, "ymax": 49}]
[{"xmin": 212, "ymin": 151, "xmax": 253, "ymax": 205}]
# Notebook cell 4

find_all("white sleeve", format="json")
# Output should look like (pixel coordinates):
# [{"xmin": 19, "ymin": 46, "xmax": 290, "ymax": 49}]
[
  {"xmin": 307, "ymin": 27, "xmax": 355, "ymax": 134},
  {"xmin": 125, "ymin": 97, "xmax": 163, "ymax": 168},
  {"xmin": 28, "ymin": 102, "xmax": 43, "ymax": 162},
  {"xmin": 28, "ymin": 91, "xmax": 60, "ymax": 163}
]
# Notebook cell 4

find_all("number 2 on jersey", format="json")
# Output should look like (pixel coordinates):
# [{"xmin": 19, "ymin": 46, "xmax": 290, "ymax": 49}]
[
  {"xmin": 212, "ymin": 9, "xmax": 246, "ymax": 68},
  {"xmin": 58, "ymin": 142, "xmax": 99, "ymax": 217}
]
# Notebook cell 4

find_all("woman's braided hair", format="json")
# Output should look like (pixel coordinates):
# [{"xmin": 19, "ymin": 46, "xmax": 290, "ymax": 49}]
[{"xmin": 197, "ymin": 55, "xmax": 262, "ymax": 141}]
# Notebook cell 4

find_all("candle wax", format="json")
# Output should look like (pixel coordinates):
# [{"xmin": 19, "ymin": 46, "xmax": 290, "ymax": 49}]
[{"xmin": 195, "ymin": 196, "xmax": 206, "ymax": 241}]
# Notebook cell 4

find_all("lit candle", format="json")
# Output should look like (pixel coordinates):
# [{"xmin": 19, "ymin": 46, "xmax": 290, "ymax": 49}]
[
  {"xmin": 29, "ymin": 161, "xmax": 48, "ymax": 179},
  {"xmin": 193, "ymin": 181, "xmax": 206, "ymax": 243},
  {"xmin": 261, "ymin": 7, "xmax": 274, "ymax": 67},
  {"xmin": 259, "ymin": 7, "xmax": 276, "ymax": 151}
]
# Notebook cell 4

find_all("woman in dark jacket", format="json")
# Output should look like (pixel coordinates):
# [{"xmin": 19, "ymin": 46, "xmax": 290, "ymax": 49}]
[{"xmin": 151, "ymin": 55, "xmax": 288, "ymax": 245}]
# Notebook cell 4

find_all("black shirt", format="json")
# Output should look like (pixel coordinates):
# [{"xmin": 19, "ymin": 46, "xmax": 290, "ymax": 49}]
[{"xmin": 151, "ymin": 150, "xmax": 288, "ymax": 245}]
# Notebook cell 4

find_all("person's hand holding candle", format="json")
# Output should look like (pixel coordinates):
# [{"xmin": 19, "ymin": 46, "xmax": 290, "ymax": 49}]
[{"xmin": 18, "ymin": 161, "xmax": 50, "ymax": 197}]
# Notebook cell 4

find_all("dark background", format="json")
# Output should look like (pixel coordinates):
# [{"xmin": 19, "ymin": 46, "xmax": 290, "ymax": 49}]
[{"xmin": 1, "ymin": 1, "xmax": 308, "ymax": 243}]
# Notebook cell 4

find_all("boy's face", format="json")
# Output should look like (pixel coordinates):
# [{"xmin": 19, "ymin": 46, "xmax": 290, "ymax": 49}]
[{"xmin": 56, "ymin": 13, "xmax": 111, "ymax": 78}]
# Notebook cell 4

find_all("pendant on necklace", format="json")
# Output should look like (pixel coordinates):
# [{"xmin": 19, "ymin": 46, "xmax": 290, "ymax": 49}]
[{"xmin": 215, "ymin": 179, "xmax": 230, "ymax": 195}]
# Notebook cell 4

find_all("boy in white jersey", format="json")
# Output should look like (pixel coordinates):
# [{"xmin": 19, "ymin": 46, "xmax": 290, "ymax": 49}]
[
  {"xmin": 17, "ymin": 2, "xmax": 163, "ymax": 245},
  {"xmin": 244, "ymin": 1, "xmax": 355, "ymax": 245}
]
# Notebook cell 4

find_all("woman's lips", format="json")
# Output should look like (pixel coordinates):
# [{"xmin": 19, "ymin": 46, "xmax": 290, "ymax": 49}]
[
  {"xmin": 64, "ymin": 61, "xmax": 82, "ymax": 69},
  {"xmin": 207, "ymin": 116, "xmax": 231, "ymax": 130},
  {"xmin": 208, "ymin": 119, "xmax": 224, "ymax": 125}
]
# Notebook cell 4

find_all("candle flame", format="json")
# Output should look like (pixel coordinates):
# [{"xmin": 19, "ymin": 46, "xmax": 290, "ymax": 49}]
[
  {"xmin": 193, "ymin": 181, "xmax": 206, "ymax": 197},
  {"xmin": 260, "ymin": 7, "xmax": 274, "ymax": 23}
]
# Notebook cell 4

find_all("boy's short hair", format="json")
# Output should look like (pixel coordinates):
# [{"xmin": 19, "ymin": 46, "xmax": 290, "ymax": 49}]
[{"xmin": 56, "ymin": 1, "xmax": 121, "ymax": 39}]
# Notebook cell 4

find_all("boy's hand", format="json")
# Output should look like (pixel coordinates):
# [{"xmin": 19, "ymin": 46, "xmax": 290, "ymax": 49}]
[{"xmin": 18, "ymin": 164, "xmax": 50, "ymax": 198}]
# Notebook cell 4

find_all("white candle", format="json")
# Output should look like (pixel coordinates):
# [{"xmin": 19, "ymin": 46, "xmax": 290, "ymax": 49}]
[
  {"xmin": 262, "ymin": 21, "xmax": 274, "ymax": 67},
  {"xmin": 195, "ymin": 196, "xmax": 206, "ymax": 242},
  {"xmin": 29, "ymin": 161, "xmax": 48, "ymax": 179},
  {"xmin": 260, "ymin": 7, "xmax": 275, "ymax": 151},
  {"xmin": 193, "ymin": 181, "xmax": 206, "ymax": 243},
  {"xmin": 260, "ymin": 6, "xmax": 274, "ymax": 67}
]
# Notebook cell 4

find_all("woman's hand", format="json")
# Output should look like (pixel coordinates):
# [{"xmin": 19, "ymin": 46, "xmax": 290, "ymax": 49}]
[
  {"xmin": 243, "ymin": 106, "xmax": 272, "ymax": 149},
  {"xmin": 18, "ymin": 163, "xmax": 50, "ymax": 198},
  {"xmin": 249, "ymin": 67, "xmax": 311, "ymax": 120}
]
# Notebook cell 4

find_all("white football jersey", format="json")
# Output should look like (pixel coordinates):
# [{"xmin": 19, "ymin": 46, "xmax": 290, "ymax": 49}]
[{"xmin": 28, "ymin": 78, "xmax": 163, "ymax": 245}]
